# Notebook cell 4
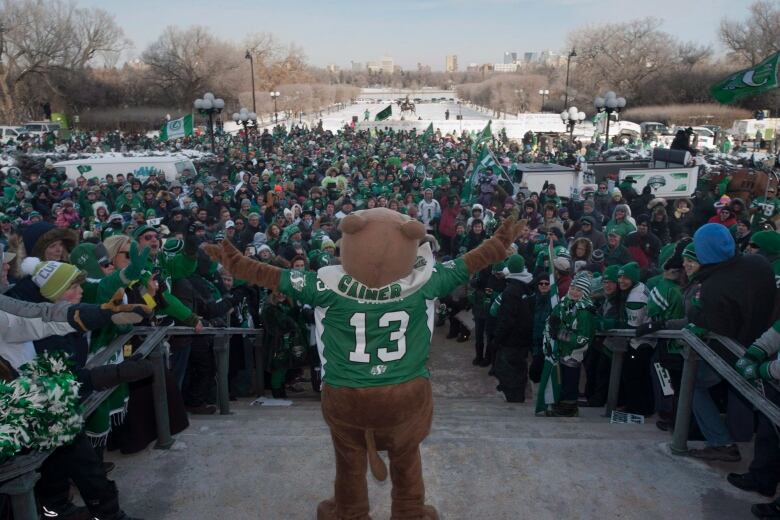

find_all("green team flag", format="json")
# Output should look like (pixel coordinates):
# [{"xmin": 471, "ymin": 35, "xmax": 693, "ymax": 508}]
[
  {"xmin": 374, "ymin": 105, "xmax": 392, "ymax": 121},
  {"xmin": 460, "ymin": 147, "xmax": 496, "ymax": 204},
  {"xmin": 710, "ymin": 51, "xmax": 780, "ymax": 104},
  {"xmin": 535, "ymin": 239, "xmax": 561, "ymax": 415},
  {"xmin": 160, "ymin": 114, "xmax": 194, "ymax": 141},
  {"xmin": 421, "ymin": 122, "xmax": 434, "ymax": 142},
  {"xmin": 471, "ymin": 120, "xmax": 492, "ymax": 153}
]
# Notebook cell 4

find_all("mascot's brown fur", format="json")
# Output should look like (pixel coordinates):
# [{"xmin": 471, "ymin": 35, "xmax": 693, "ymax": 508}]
[{"xmin": 205, "ymin": 208, "xmax": 525, "ymax": 520}]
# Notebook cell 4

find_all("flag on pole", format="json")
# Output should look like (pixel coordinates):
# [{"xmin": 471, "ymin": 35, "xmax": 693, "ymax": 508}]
[
  {"xmin": 471, "ymin": 120, "xmax": 492, "ymax": 153},
  {"xmin": 160, "ymin": 114, "xmax": 194, "ymax": 141},
  {"xmin": 460, "ymin": 147, "xmax": 496, "ymax": 204},
  {"xmin": 710, "ymin": 51, "xmax": 780, "ymax": 104},
  {"xmin": 535, "ymin": 239, "xmax": 561, "ymax": 415},
  {"xmin": 421, "ymin": 122, "xmax": 434, "ymax": 142},
  {"xmin": 375, "ymin": 105, "xmax": 392, "ymax": 121}
]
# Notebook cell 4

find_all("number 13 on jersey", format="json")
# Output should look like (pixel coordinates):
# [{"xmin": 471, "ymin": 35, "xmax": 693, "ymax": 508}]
[{"xmin": 348, "ymin": 311, "xmax": 409, "ymax": 363}]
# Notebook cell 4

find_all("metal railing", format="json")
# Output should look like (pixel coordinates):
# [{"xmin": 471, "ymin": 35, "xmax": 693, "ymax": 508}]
[
  {"xmin": 0, "ymin": 325, "xmax": 262, "ymax": 520},
  {"xmin": 599, "ymin": 328, "xmax": 780, "ymax": 454}
]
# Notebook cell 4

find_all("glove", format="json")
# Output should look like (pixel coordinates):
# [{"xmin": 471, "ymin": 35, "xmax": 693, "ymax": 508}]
[
  {"xmin": 635, "ymin": 321, "xmax": 665, "ymax": 338},
  {"xmin": 89, "ymin": 357, "xmax": 154, "ymax": 390},
  {"xmin": 100, "ymin": 289, "xmax": 154, "ymax": 325},
  {"xmin": 122, "ymin": 242, "xmax": 150, "ymax": 282},
  {"xmin": 735, "ymin": 345, "xmax": 769, "ymax": 381}
]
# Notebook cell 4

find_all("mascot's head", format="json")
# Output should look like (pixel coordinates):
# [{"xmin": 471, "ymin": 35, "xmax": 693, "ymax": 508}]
[{"xmin": 338, "ymin": 208, "xmax": 426, "ymax": 288}]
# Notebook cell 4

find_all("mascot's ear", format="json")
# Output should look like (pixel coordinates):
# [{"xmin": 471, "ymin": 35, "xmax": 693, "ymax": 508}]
[
  {"xmin": 401, "ymin": 219, "xmax": 426, "ymax": 241},
  {"xmin": 340, "ymin": 213, "xmax": 367, "ymax": 235}
]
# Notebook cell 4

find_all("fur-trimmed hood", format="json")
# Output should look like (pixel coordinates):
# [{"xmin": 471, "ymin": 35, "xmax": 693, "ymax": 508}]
[{"xmin": 22, "ymin": 222, "xmax": 78, "ymax": 261}]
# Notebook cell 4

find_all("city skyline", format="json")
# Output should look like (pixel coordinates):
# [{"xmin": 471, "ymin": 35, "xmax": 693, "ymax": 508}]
[{"xmin": 79, "ymin": 0, "xmax": 755, "ymax": 70}]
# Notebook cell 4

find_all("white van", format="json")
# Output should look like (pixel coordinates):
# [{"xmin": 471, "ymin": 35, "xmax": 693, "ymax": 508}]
[
  {"xmin": 0, "ymin": 126, "xmax": 24, "ymax": 142},
  {"xmin": 53, "ymin": 155, "xmax": 198, "ymax": 182},
  {"xmin": 23, "ymin": 121, "xmax": 61, "ymax": 136}
]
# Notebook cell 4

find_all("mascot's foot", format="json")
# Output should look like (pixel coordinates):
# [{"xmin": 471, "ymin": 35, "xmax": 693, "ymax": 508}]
[
  {"xmin": 391, "ymin": 504, "xmax": 439, "ymax": 520},
  {"xmin": 317, "ymin": 498, "xmax": 372, "ymax": 520}
]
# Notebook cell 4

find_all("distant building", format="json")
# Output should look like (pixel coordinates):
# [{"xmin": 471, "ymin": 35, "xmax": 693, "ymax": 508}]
[
  {"xmin": 381, "ymin": 56, "xmax": 394, "ymax": 75},
  {"xmin": 503, "ymin": 52, "xmax": 518, "ymax": 64},
  {"xmin": 326, "ymin": 64, "xmax": 340, "ymax": 73},
  {"xmin": 466, "ymin": 62, "xmax": 479, "ymax": 72},
  {"xmin": 417, "ymin": 62, "xmax": 432, "ymax": 73},
  {"xmin": 446, "ymin": 55, "xmax": 458, "ymax": 72},
  {"xmin": 480, "ymin": 63, "xmax": 494, "ymax": 75},
  {"xmin": 494, "ymin": 63, "xmax": 518, "ymax": 73},
  {"xmin": 367, "ymin": 61, "xmax": 382, "ymax": 73},
  {"xmin": 393, "ymin": 64, "xmax": 403, "ymax": 74},
  {"xmin": 350, "ymin": 61, "xmax": 365, "ymax": 72},
  {"xmin": 523, "ymin": 52, "xmax": 538, "ymax": 64}
]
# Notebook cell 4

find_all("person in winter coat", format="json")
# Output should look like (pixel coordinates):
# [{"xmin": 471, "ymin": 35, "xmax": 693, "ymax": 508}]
[
  {"xmin": 708, "ymin": 205, "xmax": 737, "ymax": 228},
  {"xmin": 522, "ymin": 199, "xmax": 542, "ymax": 231},
  {"xmin": 623, "ymin": 215, "xmax": 662, "ymax": 268},
  {"xmin": 529, "ymin": 274, "xmax": 553, "ymax": 384},
  {"xmin": 570, "ymin": 237, "xmax": 593, "ymax": 266},
  {"xmin": 605, "ymin": 204, "xmax": 636, "ymax": 238},
  {"xmin": 537, "ymin": 271, "xmax": 597, "ymax": 417},
  {"xmin": 686, "ymin": 224, "xmax": 775, "ymax": 462},
  {"xmin": 438, "ymin": 193, "xmax": 461, "ymax": 254},
  {"xmin": 493, "ymin": 255, "xmax": 535, "ymax": 402},
  {"xmin": 649, "ymin": 202, "xmax": 671, "ymax": 244},
  {"xmin": 261, "ymin": 290, "xmax": 309, "ymax": 398},
  {"xmin": 540, "ymin": 203, "xmax": 565, "ymax": 235},
  {"xmin": 574, "ymin": 216, "xmax": 607, "ymax": 250},
  {"xmin": 22, "ymin": 221, "xmax": 78, "ymax": 262},
  {"xmin": 594, "ymin": 182, "xmax": 612, "ymax": 218},
  {"xmin": 600, "ymin": 231, "xmax": 633, "ymax": 267},
  {"xmin": 669, "ymin": 198, "xmax": 695, "ymax": 240}
]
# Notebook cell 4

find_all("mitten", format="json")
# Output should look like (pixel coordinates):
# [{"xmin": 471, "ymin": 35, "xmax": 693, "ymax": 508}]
[
  {"xmin": 635, "ymin": 320, "xmax": 665, "ymax": 338},
  {"xmin": 89, "ymin": 357, "xmax": 154, "ymax": 390},
  {"xmin": 735, "ymin": 345, "xmax": 769, "ymax": 381},
  {"xmin": 120, "ymin": 242, "xmax": 150, "ymax": 283}
]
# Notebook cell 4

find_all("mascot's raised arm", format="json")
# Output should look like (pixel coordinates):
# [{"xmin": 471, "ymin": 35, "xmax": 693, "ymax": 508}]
[{"xmin": 204, "ymin": 207, "xmax": 524, "ymax": 520}]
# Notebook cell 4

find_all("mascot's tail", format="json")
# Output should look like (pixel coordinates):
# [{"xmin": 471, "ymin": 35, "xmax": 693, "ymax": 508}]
[{"xmin": 364, "ymin": 429, "xmax": 387, "ymax": 481}]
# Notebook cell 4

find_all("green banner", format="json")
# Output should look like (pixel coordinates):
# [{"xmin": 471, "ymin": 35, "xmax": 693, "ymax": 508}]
[
  {"xmin": 374, "ymin": 105, "xmax": 392, "ymax": 121},
  {"xmin": 160, "ymin": 114, "xmax": 194, "ymax": 141},
  {"xmin": 710, "ymin": 51, "xmax": 780, "ymax": 104}
]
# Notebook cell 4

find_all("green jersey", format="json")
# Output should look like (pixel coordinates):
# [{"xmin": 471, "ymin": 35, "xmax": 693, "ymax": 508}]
[{"xmin": 278, "ymin": 245, "xmax": 469, "ymax": 388}]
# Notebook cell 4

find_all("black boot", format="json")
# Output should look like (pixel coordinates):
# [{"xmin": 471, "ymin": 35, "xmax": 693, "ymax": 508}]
[
  {"xmin": 85, "ymin": 481, "xmax": 142, "ymax": 520},
  {"xmin": 446, "ymin": 319, "xmax": 459, "ymax": 339},
  {"xmin": 39, "ymin": 501, "xmax": 90, "ymax": 520}
]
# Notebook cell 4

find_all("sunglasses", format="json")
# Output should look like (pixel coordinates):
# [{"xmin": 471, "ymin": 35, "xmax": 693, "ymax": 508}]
[
  {"xmin": 140, "ymin": 234, "xmax": 158, "ymax": 241},
  {"xmin": 538, "ymin": 281, "xmax": 550, "ymax": 286}
]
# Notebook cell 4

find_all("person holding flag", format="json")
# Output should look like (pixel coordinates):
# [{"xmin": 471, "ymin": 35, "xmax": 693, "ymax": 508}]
[{"xmin": 536, "ymin": 236, "xmax": 597, "ymax": 416}]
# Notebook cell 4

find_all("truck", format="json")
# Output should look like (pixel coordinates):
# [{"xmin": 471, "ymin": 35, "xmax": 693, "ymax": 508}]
[
  {"xmin": 513, "ymin": 163, "xmax": 595, "ymax": 199},
  {"xmin": 617, "ymin": 149, "xmax": 698, "ymax": 199}
]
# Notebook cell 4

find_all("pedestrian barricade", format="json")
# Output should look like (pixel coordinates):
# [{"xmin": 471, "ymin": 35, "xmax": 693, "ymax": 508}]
[
  {"xmin": 0, "ymin": 325, "xmax": 262, "ymax": 520},
  {"xmin": 598, "ymin": 329, "xmax": 780, "ymax": 454}
]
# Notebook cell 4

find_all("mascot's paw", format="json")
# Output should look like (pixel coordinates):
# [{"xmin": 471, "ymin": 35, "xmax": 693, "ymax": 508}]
[
  {"xmin": 316, "ymin": 499, "xmax": 338, "ymax": 520},
  {"xmin": 391, "ymin": 505, "xmax": 439, "ymax": 520},
  {"xmin": 202, "ymin": 243, "xmax": 223, "ymax": 263}
]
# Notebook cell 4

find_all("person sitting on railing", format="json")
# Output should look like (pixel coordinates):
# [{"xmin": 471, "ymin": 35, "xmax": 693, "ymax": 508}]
[{"xmin": 685, "ymin": 224, "xmax": 775, "ymax": 462}]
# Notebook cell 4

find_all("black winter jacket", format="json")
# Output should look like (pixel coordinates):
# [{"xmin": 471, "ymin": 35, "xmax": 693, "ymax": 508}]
[{"xmin": 493, "ymin": 273, "xmax": 535, "ymax": 349}]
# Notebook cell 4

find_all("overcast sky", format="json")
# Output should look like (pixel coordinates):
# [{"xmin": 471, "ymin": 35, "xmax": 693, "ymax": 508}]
[{"xmin": 80, "ymin": 0, "xmax": 754, "ymax": 70}]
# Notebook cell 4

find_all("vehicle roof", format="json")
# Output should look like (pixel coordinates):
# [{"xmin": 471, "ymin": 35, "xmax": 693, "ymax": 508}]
[
  {"xmin": 24, "ymin": 121, "xmax": 60, "ymax": 124},
  {"xmin": 515, "ymin": 163, "xmax": 575, "ymax": 172},
  {"xmin": 53, "ymin": 155, "xmax": 192, "ymax": 166}
]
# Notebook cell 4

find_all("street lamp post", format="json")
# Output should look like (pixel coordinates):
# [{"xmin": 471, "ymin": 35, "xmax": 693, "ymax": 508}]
[
  {"xmin": 594, "ymin": 91, "xmax": 627, "ymax": 150},
  {"xmin": 563, "ymin": 48, "xmax": 576, "ymax": 109},
  {"xmin": 538, "ymin": 89, "xmax": 550, "ymax": 112},
  {"xmin": 560, "ymin": 106, "xmax": 587, "ymax": 142},
  {"xmin": 270, "ymin": 91, "xmax": 280, "ymax": 124},
  {"xmin": 245, "ymin": 50, "xmax": 256, "ymax": 114},
  {"xmin": 232, "ymin": 107, "xmax": 258, "ymax": 153},
  {"xmin": 193, "ymin": 92, "xmax": 225, "ymax": 152}
]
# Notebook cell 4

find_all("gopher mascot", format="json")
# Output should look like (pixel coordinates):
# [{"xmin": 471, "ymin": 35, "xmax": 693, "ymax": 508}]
[{"xmin": 205, "ymin": 208, "xmax": 524, "ymax": 520}]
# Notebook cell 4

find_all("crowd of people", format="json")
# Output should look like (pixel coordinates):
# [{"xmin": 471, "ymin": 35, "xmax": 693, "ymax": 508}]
[{"xmin": 1, "ymin": 120, "xmax": 780, "ymax": 519}]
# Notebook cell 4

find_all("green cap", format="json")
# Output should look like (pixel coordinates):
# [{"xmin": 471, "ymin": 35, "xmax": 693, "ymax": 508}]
[
  {"xmin": 506, "ymin": 254, "xmax": 526, "ymax": 273},
  {"xmin": 618, "ymin": 261, "xmax": 640, "ymax": 283},
  {"xmin": 603, "ymin": 264, "xmax": 620, "ymax": 282}
]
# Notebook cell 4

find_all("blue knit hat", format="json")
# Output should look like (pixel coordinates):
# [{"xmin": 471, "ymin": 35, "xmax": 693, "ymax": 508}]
[{"xmin": 693, "ymin": 223, "xmax": 735, "ymax": 265}]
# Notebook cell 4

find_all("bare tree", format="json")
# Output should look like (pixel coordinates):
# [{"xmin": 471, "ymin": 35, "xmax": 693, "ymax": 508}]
[
  {"xmin": 720, "ymin": 0, "xmax": 780, "ymax": 65},
  {"xmin": 0, "ymin": 0, "xmax": 126, "ymax": 121},
  {"xmin": 141, "ymin": 26, "xmax": 243, "ymax": 108}
]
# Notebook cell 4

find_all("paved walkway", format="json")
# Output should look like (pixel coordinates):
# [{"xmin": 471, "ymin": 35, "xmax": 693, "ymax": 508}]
[{"xmin": 106, "ymin": 329, "xmax": 759, "ymax": 520}]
